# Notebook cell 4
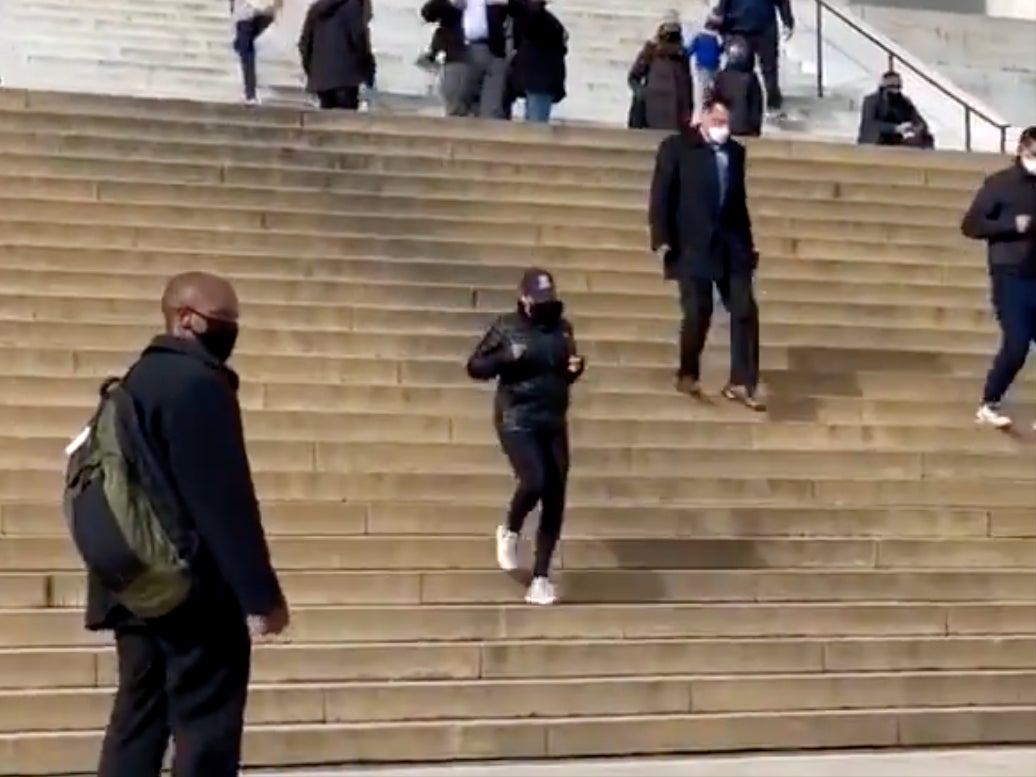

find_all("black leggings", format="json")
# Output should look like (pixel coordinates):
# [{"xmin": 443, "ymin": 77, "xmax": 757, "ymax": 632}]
[{"xmin": 498, "ymin": 427, "xmax": 569, "ymax": 579}]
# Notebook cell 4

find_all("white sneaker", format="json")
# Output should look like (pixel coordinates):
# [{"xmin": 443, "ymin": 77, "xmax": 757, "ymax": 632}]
[
  {"xmin": 525, "ymin": 576, "xmax": 557, "ymax": 606},
  {"xmin": 495, "ymin": 525, "xmax": 519, "ymax": 571},
  {"xmin": 976, "ymin": 403, "xmax": 1013, "ymax": 429},
  {"xmin": 244, "ymin": 96, "xmax": 261, "ymax": 107}
]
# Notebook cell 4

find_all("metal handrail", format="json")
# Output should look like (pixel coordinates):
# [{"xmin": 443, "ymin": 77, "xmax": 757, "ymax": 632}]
[{"xmin": 813, "ymin": 0, "xmax": 1011, "ymax": 152}]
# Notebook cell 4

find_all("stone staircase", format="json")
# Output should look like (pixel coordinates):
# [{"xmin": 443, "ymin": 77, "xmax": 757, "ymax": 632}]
[
  {"xmin": 0, "ymin": 88, "xmax": 1034, "ymax": 773},
  {"xmin": 0, "ymin": 0, "xmax": 869, "ymax": 137}
]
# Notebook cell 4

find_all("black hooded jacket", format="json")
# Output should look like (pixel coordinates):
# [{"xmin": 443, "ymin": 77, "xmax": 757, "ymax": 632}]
[
  {"xmin": 299, "ymin": 0, "xmax": 374, "ymax": 93},
  {"xmin": 85, "ymin": 336, "xmax": 283, "ymax": 630},
  {"xmin": 466, "ymin": 306, "xmax": 584, "ymax": 432}
]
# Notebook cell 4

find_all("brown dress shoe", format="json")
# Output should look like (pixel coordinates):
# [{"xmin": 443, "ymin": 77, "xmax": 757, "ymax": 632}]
[{"xmin": 675, "ymin": 375, "xmax": 704, "ymax": 398}]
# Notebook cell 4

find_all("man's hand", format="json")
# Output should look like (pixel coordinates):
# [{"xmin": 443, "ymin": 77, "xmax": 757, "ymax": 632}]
[
  {"xmin": 248, "ymin": 602, "xmax": 290, "ymax": 638},
  {"xmin": 781, "ymin": 25, "xmax": 794, "ymax": 41},
  {"xmin": 509, "ymin": 342, "xmax": 527, "ymax": 360},
  {"xmin": 655, "ymin": 244, "xmax": 671, "ymax": 262},
  {"xmin": 567, "ymin": 355, "xmax": 584, "ymax": 374},
  {"xmin": 1017, "ymin": 214, "xmax": 1032, "ymax": 233},
  {"xmin": 897, "ymin": 122, "xmax": 914, "ymax": 135}
]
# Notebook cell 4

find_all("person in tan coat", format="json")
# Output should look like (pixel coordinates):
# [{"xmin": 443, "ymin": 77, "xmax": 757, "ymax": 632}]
[{"xmin": 627, "ymin": 10, "xmax": 694, "ymax": 131}]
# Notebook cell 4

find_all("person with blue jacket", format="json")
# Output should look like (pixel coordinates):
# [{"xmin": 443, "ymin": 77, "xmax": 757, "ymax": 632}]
[
  {"xmin": 686, "ymin": 11, "xmax": 724, "ymax": 99},
  {"xmin": 716, "ymin": 0, "xmax": 794, "ymax": 114}
]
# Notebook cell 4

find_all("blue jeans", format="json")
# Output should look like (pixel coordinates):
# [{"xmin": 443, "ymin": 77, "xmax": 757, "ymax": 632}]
[
  {"xmin": 982, "ymin": 273, "xmax": 1036, "ymax": 403},
  {"xmin": 524, "ymin": 92, "xmax": 553, "ymax": 123}
]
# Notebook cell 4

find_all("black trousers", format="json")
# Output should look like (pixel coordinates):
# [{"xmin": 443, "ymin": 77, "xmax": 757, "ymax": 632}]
[
  {"xmin": 983, "ymin": 274, "xmax": 1036, "ymax": 404},
  {"xmin": 678, "ymin": 273, "xmax": 760, "ymax": 391},
  {"xmin": 499, "ymin": 427, "xmax": 569, "ymax": 579},
  {"xmin": 744, "ymin": 22, "xmax": 782, "ymax": 111},
  {"xmin": 233, "ymin": 15, "xmax": 273, "ymax": 101},
  {"xmin": 97, "ymin": 595, "xmax": 252, "ymax": 777},
  {"xmin": 318, "ymin": 86, "xmax": 360, "ymax": 110}
]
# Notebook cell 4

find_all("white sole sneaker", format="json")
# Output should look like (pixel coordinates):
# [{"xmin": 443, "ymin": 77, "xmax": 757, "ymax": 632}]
[
  {"xmin": 525, "ymin": 576, "xmax": 557, "ymax": 605},
  {"xmin": 976, "ymin": 404, "xmax": 1013, "ymax": 429},
  {"xmin": 495, "ymin": 525, "xmax": 519, "ymax": 571}
]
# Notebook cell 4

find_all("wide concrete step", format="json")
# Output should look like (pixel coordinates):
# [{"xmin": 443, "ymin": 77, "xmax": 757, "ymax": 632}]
[
  {"xmin": 0, "ymin": 172, "xmax": 977, "ymax": 231},
  {"xmin": 2, "ymin": 404, "xmax": 1031, "ymax": 455},
  {"xmin": 2, "ymin": 706, "xmax": 1034, "ymax": 774},
  {"xmin": 4, "ymin": 635, "xmax": 1034, "ymax": 690},
  {"xmin": 0, "ymin": 245, "xmax": 993, "ymax": 296},
  {"xmin": 0, "ymin": 286, "xmax": 999, "ymax": 337},
  {"xmin": 0, "ymin": 194, "xmax": 981, "ymax": 256},
  {"xmin": 7, "ymin": 498, "xmax": 1033, "ymax": 537},
  {"xmin": 0, "ymin": 220, "xmax": 985, "ymax": 282},
  {"xmin": 7, "ymin": 501, "xmax": 1029, "ymax": 540},
  {"xmin": 3, "ymin": 534, "xmax": 1034, "ymax": 575},
  {"xmin": 0, "ymin": 124, "xmax": 992, "ymax": 201},
  {"xmin": 3, "ymin": 432, "xmax": 1033, "ymax": 480},
  {"xmin": 4, "ymin": 468, "xmax": 1031, "ymax": 507},
  {"xmin": 0, "ymin": 152, "xmax": 979, "ymax": 211},
  {"xmin": 4, "ymin": 568, "xmax": 1035, "ymax": 609},
  {"xmin": 0, "ymin": 318, "xmax": 1007, "ymax": 368},
  {"xmin": 0, "ymin": 89, "xmax": 1002, "ymax": 174},
  {"xmin": 1, "ymin": 602, "xmax": 1033, "ymax": 647},
  {"xmin": 3, "ymin": 671, "xmax": 1034, "ymax": 733}
]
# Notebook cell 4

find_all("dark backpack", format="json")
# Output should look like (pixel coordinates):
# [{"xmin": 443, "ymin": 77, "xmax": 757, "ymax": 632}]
[{"xmin": 63, "ymin": 377, "xmax": 196, "ymax": 619}]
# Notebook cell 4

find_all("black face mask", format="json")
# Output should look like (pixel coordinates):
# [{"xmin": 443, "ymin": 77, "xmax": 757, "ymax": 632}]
[
  {"xmin": 663, "ymin": 30, "xmax": 682, "ymax": 43},
  {"xmin": 522, "ymin": 300, "xmax": 563, "ymax": 327},
  {"xmin": 195, "ymin": 317, "xmax": 239, "ymax": 363}
]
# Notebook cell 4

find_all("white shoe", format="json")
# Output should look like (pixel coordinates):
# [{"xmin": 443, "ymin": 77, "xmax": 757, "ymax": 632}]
[
  {"xmin": 244, "ymin": 96, "xmax": 261, "ymax": 107},
  {"xmin": 495, "ymin": 525, "xmax": 519, "ymax": 571},
  {"xmin": 525, "ymin": 576, "xmax": 557, "ymax": 606},
  {"xmin": 976, "ymin": 403, "xmax": 1013, "ymax": 429}
]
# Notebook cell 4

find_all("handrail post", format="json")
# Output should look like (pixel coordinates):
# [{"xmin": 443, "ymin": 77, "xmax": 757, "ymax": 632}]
[
  {"xmin": 887, "ymin": 52, "xmax": 894, "ymax": 73},
  {"xmin": 964, "ymin": 107, "xmax": 972, "ymax": 152},
  {"xmin": 1000, "ymin": 126, "xmax": 1008, "ymax": 154},
  {"xmin": 815, "ymin": 0, "xmax": 824, "ymax": 98}
]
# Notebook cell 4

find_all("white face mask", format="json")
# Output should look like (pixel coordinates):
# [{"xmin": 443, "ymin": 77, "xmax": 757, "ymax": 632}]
[
  {"xmin": 1021, "ymin": 157, "xmax": 1036, "ymax": 175},
  {"xmin": 706, "ymin": 125, "xmax": 730, "ymax": 145}
]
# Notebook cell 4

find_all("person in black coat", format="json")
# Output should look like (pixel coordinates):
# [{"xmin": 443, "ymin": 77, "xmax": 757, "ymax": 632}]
[
  {"xmin": 648, "ymin": 93, "xmax": 765, "ymax": 411},
  {"xmin": 466, "ymin": 268, "xmax": 585, "ymax": 606},
  {"xmin": 89, "ymin": 272, "xmax": 287, "ymax": 777},
  {"xmin": 510, "ymin": 0, "xmax": 567, "ymax": 123},
  {"xmin": 717, "ymin": 0, "xmax": 794, "ymax": 114},
  {"xmin": 712, "ymin": 36, "xmax": 764, "ymax": 137},
  {"xmin": 299, "ymin": 0, "xmax": 375, "ymax": 110},
  {"xmin": 961, "ymin": 126, "xmax": 1036, "ymax": 430},
  {"xmin": 857, "ymin": 70, "xmax": 934, "ymax": 149}
]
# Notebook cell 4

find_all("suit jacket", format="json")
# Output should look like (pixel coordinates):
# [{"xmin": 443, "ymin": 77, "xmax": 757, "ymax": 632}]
[{"xmin": 648, "ymin": 127, "xmax": 757, "ymax": 281}]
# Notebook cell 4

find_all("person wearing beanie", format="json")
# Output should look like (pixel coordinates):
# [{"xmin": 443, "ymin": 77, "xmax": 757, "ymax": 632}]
[{"xmin": 465, "ymin": 268, "xmax": 585, "ymax": 605}]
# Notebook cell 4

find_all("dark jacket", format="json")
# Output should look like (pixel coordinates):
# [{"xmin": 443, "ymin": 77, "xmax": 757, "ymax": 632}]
[
  {"xmin": 420, "ymin": 0, "xmax": 517, "ymax": 59},
  {"xmin": 511, "ymin": 3, "xmax": 567, "ymax": 102},
  {"xmin": 856, "ymin": 90, "xmax": 932, "ymax": 148},
  {"xmin": 86, "ymin": 336, "xmax": 283, "ymax": 630},
  {"xmin": 961, "ymin": 161, "xmax": 1036, "ymax": 278},
  {"xmin": 299, "ymin": 0, "xmax": 374, "ymax": 93},
  {"xmin": 714, "ymin": 64, "xmax": 764, "ymax": 137},
  {"xmin": 649, "ymin": 127, "xmax": 757, "ymax": 281},
  {"xmin": 466, "ymin": 307, "xmax": 584, "ymax": 433},
  {"xmin": 629, "ymin": 40, "xmax": 694, "ymax": 132},
  {"xmin": 719, "ymin": 0, "xmax": 794, "ymax": 35}
]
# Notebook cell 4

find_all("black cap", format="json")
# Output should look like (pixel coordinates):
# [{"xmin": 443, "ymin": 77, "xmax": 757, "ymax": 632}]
[{"xmin": 519, "ymin": 267, "xmax": 558, "ymax": 304}]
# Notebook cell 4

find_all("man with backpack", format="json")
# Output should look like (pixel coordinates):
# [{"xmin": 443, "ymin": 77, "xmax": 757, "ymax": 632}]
[{"xmin": 68, "ymin": 272, "xmax": 287, "ymax": 777}]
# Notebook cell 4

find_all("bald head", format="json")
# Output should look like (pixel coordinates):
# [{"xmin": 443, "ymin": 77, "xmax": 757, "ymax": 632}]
[{"xmin": 161, "ymin": 272, "xmax": 241, "ymax": 360}]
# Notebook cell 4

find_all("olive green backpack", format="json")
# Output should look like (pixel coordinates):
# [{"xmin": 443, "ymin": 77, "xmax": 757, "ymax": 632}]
[{"xmin": 63, "ymin": 377, "xmax": 195, "ymax": 619}]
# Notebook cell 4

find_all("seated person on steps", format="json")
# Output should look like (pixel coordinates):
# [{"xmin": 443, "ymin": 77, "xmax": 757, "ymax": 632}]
[{"xmin": 857, "ymin": 70, "xmax": 935, "ymax": 150}]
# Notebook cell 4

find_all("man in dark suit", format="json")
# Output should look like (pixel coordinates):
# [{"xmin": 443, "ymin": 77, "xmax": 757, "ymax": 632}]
[{"xmin": 648, "ymin": 92, "xmax": 765, "ymax": 411}]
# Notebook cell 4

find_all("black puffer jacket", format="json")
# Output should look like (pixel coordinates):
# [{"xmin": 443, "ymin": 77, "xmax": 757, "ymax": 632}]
[{"xmin": 466, "ymin": 306, "xmax": 584, "ymax": 432}]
